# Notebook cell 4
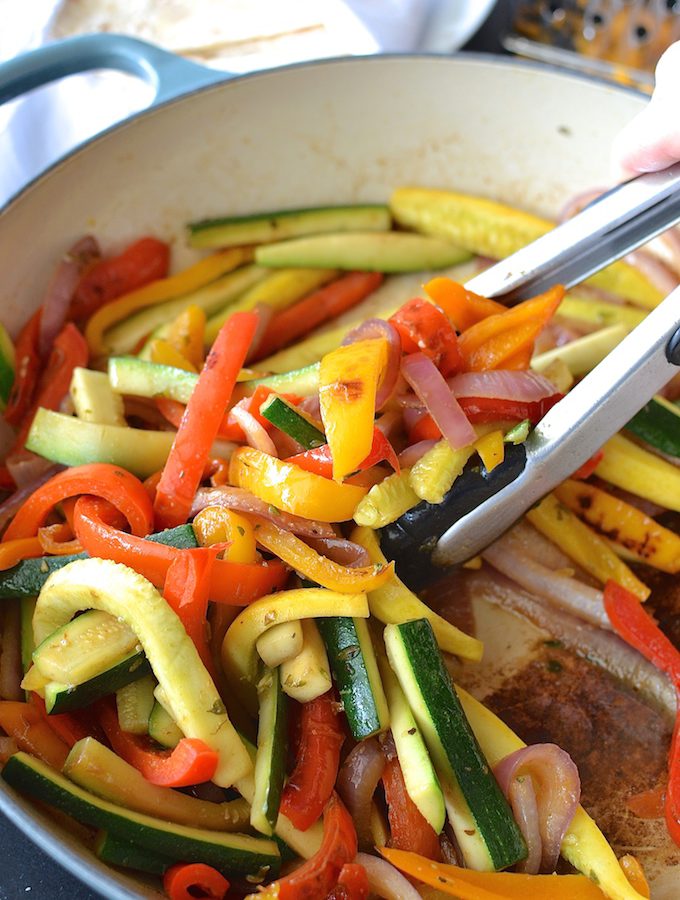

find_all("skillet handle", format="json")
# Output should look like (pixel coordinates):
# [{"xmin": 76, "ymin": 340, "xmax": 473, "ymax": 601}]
[{"xmin": 0, "ymin": 33, "xmax": 227, "ymax": 108}]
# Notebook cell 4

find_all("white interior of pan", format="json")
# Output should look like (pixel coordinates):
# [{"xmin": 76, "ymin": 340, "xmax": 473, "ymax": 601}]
[{"xmin": 0, "ymin": 54, "xmax": 659, "ymax": 898}]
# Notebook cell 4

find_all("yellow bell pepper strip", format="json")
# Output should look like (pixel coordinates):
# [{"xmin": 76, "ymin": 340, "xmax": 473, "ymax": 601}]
[
  {"xmin": 380, "ymin": 848, "xmax": 609, "ymax": 900},
  {"xmin": 389, "ymin": 188, "xmax": 662, "ymax": 309},
  {"xmin": 353, "ymin": 469, "xmax": 420, "ymax": 528},
  {"xmin": 229, "ymin": 447, "xmax": 367, "ymax": 522},
  {"xmin": 193, "ymin": 507, "xmax": 258, "ymax": 564},
  {"xmin": 149, "ymin": 338, "xmax": 197, "ymax": 372},
  {"xmin": 249, "ymin": 516, "xmax": 394, "ymax": 593},
  {"xmin": 409, "ymin": 440, "xmax": 476, "ymax": 504},
  {"xmin": 221, "ymin": 587, "xmax": 368, "ymax": 710},
  {"xmin": 475, "ymin": 429, "xmax": 504, "ymax": 473},
  {"xmin": 454, "ymin": 686, "xmax": 648, "ymax": 900},
  {"xmin": 164, "ymin": 305, "xmax": 205, "ymax": 370},
  {"xmin": 555, "ymin": 479, "xmax": 680, "ymax": 574},
  {"xmin": 595, "ymin": 434, "xmax": 680, "ymax": 512},
  {"xmin": 319, "ymin": 338, "xmax": 388, "ymax": 481},
  {"xmin": 86, "ymin": 247, "xmax": 252, "ymax": 356},
  {"xmin": 526, "ymin": 494, "xmax": 650, "ymax": 600},
  {"xmin": 351, "ymin": 526, "xmax": 483, "ymax": 662},
  {"xmin": 618, "ymin": 856, "xmax": 650, "ymax": 898}
]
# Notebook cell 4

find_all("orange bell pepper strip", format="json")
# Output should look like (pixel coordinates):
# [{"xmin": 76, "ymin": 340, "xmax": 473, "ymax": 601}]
[
  {"xmin": 0, "ymin": 537, "xmax": 43, "ymax": 570},
  {"xmin": 255, "ymin": 793, "xmax": 357, "ymax": 900},
  {"xmin": 256, "ymin": 271, "xmax": 384, "ymax": 360},
  {"xmin": 251, "ymin": 516, "xmax": 393, "ymax": 593},
  {"xmin": 37, "ymin": 522, "xmax": 83, "ymax": 556},
  {"xmin": 330, "ymin": 863, "xmax": 370, "ymax": 900},
  {"xmin": 618, "ymin": 856, "xmax": 650, "ymax": 898},
  {"xmin": 390, "ymin": 297, "xmax": 462, "ymax": 376},
  {"xmin": 379, "ymin": 848, "xmax": 610, "ymax": 900},
  {"xmin": 163, "ymin": 548, "xmax": 218, "ymax": 677},
  {"xmin": 287, "ymin": 427, "xmax": 400, "ymax": 480},
  {"xmin": 0, "ymin": 700, "xmax": 69, "ymax": 769},
  {"xmin": 98, "ymin": 700, "xmax": 218, "ymax": 787},
  {"xmin": 30, "ymin": 694, "xmax": 96, "ymax": 750},
  {"xmin": 458, "ymin": 285, "xmax": 564, "ymax": 371},
  {"xmin": 4, "ymin": 462, "xmax": 154, "ymax": 541},
  {"xmin": 154, "ymin": 311, "xmax": 259, "ymax": 530},
  {"xmin": 382, "ymin": 755, "xmax": 441, "ymax": 860},
  {"xmin": 163, "ymin": 863, "xmax": 230, "ymax": 900},
  {"xmin": 4, "ymin": 310, "xmax": 41, "ymax": 427},
  {"xmin": 72, "ymin": 496, "xmax": 287, "ymax": 605},
  {"xmin": 424, "ymin": 277, "xmax": 507, "ymax": 331}
]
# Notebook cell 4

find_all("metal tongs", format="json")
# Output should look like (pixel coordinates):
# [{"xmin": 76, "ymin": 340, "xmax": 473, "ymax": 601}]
[{"xmin": 381, "ymin": 163, "xmax": 680, "ymax": 586}]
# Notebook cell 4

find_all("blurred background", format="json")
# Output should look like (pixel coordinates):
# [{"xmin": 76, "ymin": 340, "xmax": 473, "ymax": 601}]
[{"xmin": 2, "ymin": 0, "xmax": 680, "ymax": 208}]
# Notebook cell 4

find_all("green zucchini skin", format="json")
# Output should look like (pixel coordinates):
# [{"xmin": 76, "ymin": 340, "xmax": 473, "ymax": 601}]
[
  {"xmin": 384, "ymin": 619, "xmax": 526, "ymax": 872},
  {"xmin": 626, "ymin": 397, "xmax": 680, "ymax": 458},
  {"xmin": 0, "ymin": 524, "xmax": 198, "ymax": 600},
  {"xmin": 316, "ymin": 616, "xmax": 389, "ymax": 740},
  {"xmin": 3, "ymin": 752, "xmax": 280, "ymax": 878},
  {"xmin": 95, "ymin": 830, "xmax": 172, "ymax": 875},
  {"xmin": 380, "ymin": 442, "xmax": 527, "ymax": 591},
  {"xmin": 45, "ymin": 653, "xmax": 152, "ymax": 715},
  {"xmin": 259, "ymin": 395, "xmax": 325, "ymax": 450},
  {"xmin": 251, "ymin": 666, "xmax": 288, "ymax": 835}
]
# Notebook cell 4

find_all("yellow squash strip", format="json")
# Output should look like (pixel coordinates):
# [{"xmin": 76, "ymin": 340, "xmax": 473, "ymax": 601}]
[
  {"xmin": 86, "ymin": 247, "xmax": 253, "ymax": 356},
  {"xmin": 455, "ymin": 686, "xmax": 648, "ymax": 900},
  {"xmin": 555, "ymin": 479, "xmax": 680, "ymax": 574},
  {"xmin": 319, "ymin": 338, "xmax": 388, "ymax": 480},
  {"xmin": 221, "ymin": 587, "xmax": 368, "ymax": 707},
  {"xmin": 352, "ymin": 526, "xmax": 483, "ymax": 661},
  {"xmin": 204, "ymin": 268, "xmax": 337, "ymax": 344},
  {"xmin": 33, "ymin": 558, "xmax": 252, "ymax": 787},
  {"xmin": 228, "ymin": 447, "xmax": 367, "ymax": 522},
  {"xmin": 251, "ymin": 517, "xmax": 394, "ymax": 593},
  {"xmin": 410, "ymin": 440, "xmax": 476, "ymax": 504},
  {"xmin": 531, "ymin": 325, "xmax": 629, "ymax": 377},
  {"xmin": 390, "ymin": 188, "xmax": 662, "ymax": 309},
  {"xmin": 595, "ymin": 434, "xmax": 680, "ymax": 512},
  {"xmin": 559, "ymin": 293, "xmax": 647, "ymax": 330},
  {"xmin": 475, "ymin": 430, "xmax": 505, "ymax": 473},
  {"xmin": 353, "ymin": 469, "xmax": 420, "ymax": 528},
  {"xmin": 526, "ymin": 494, "xmax": 650, "ymax": 600}
]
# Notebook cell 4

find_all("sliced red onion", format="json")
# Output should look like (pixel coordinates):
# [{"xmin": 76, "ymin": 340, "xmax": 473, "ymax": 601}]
[
  {"xmin": 191, "ymin": 486, "xmax": 336, "ymax": 538},
  {"xmin": 355, "ymin": 853, "xmax": 422, "ymax": 900},
  {"xmin": 336, "ymin": 738, "xmax": 385, "ymax": 848},
  {"xmin": 626, "ymin": 249, "xmax": 679, "ymax": 295},
  {"xmin": 39, "ymin": 235, "xmax": 100, "ymax": 358},
  {"xmin": 374, "ymin": 410, "xmax": 401, "ymax": 439},
  {"xmin": 270, "ymin": 429, "xmax": 305, "ymax": 459},
  {"xmin": 482, "ymin": 531, "xmax": 610, "ymax": 630},
  {"xmin": 398, "ymin": 440, "xmax": 437, "ymax": 468},
  {"xmin": 305, "ymin": 537, "xmax": 370, "ymax": 568},
  {"xmin": 401, "ymin": 353, "xmax": 475, "ymax": 451},
  {"xmin": 447, "ymin": 370, "xmax": 558, "ymax": 403},
  {"xmin": 503, "ymin": 521, "xmax": 576, "ymax": 573},
  {"xmin": 0, "ymin": 463, "xmax": 63, "ymax": 535},
  {"xmin": 0, "ymin": 736, "xmax": 18, "ymax": 764},
  {"xmin": 245, "ymin": 303, "xmax": 274, "ymax": 364},
  {"xmin": 495, "ymin": 744, "xmax": 581, "ymax": 873},
  {"xmin": 298, "ymin": 394, "xmax": 321, "ymax": 420},
  {"xmin": 402, "ymin": 407, "xmax": 425, "ymax": 431},
  {"xmin": 343, "ymin": 318, "xmax": 402, "ymax": 410},
  {"xmin": 5, "ymin": 449, "xmax": 59, "ymax": 490},
  {"xmin": 229, "ymin": 406, "xmax": 278, "ymax": 456},
  {"xmin": 502, "ymin": 769, "xmax": 542, "ymax": 874},
  {"xmin": 395, "ymin": 392, "xmax": 423, "ymax": 409}
]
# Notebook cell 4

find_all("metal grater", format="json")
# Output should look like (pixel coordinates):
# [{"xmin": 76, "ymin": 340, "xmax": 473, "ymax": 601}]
[{"xmin": 504, "ymin": 0, "xmax": 680, "ymax": 89}]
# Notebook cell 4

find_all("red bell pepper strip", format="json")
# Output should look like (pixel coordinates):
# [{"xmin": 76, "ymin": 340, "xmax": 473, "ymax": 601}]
[
  {"xmin": 326, "ymin": 863, "xmax": 371, "ymax": 900},
  {"xmin": 382, "ymin": 755, "xmax": 442, "ymax": 860},
  {"xmin": 4, "ymin": 463, "xmax": 154, "ymax": 541},
  {"xmin": 279, "ymin": 691, "xmax": 345, "ymax": 831},
  {"xmin": 571, "ymin": 450, "xmax": 604, "ymax": 481},
  {"xmin": 71, "ymin": 237, "xmax": 170, "ymax": 321},
  {"xmin": 390, "ymin": 297, "xmax": 463, "ymax": 376},
  {"xmin": 163, "ymin": 863, "xmax": 230, "ymax": 900},
  {"xmin": 604, "ymin": 580, "xmax": 680, "ymax": 847},
  {"xmin": 256, "ymin": 271, "xmax": 384, "ymax": 360},
  {"xmin": 154, "ymin": 312, "xmax": 259, "ymax": 529},
  {"xmin": 98, "ymin": 700, "xmax": 218, "ymax": 787},
  {"xmin": 287, "ymin": 427, "xmax": 400, "ymax": 480},
  {"xmin": 408, "ymin": 411, "xmax": 442, "ymax": 443},
  {"xmin": 0, "ymin": 700, "xmax": 70, "ymax": 769},
  {"xmin": 163, "ymin": 548, "xmax": 218, "ymax": 677},
  {"xmin": 257, "ymin": 793, "xmax": 358, "ymax": 900},
  {"xmin": 4, "ymin": 310, "xmax": 41, "ymax": 427},
  {"xmin": 30, "ymin": 694, "xmax": 97, "ymax": 749},
  {"xmin": 456, "ymin": 394, "xmax": 563, "ymax": 425},
  {"xmin": 72, "ymin": 495, "xmax": 288, "ymax": 605}
]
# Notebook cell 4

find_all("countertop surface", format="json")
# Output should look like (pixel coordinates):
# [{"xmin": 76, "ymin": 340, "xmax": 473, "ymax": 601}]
[{"xmin": 0, "ymin": 7, "xmax": 511, "ymax": 899}]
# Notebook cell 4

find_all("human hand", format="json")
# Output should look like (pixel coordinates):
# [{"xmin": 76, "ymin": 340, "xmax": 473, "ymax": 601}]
[{"xmin": 611, "ymin": 41, "xmax": 680, "ymax": 176}]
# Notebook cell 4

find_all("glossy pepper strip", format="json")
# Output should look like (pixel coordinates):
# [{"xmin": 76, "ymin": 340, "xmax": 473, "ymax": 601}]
[
  {"xmin": 251, "ymin": 516, "xmax": 393, "ymax": 594},
  {"xmin": 163, "ymin": 863, "xmax": 230, "ymax": 900},
  {"xmin": 424, "ymin": 277, "xmax": 507, "ymax": 331},
  {"xmin": 0, "ymin": 537, "xmax": 43, "ymax": 570},
  {"xmin": 379, "ymin": 848, "xmax": 614, "ymax": 900},
  {"xmin": 457, "ymin": 394, "xmax": 563, "ymax": 425},
  {"xmin": 71, "ymin": 237, "xmax": 170, "ymax": 320},
  {"xmin": 251, "ymin": 793, "xmax": 357, "ymax": 900},
  {"xmin": 279, "ymin": 691, "xmax": 345, "ymax": 831},
  {"xmin": 193, "ymin": 507, "xmax": 258, "ymax": 563},
  {"xmin": 4, "ymin": 462, "xmax": 154, "ymax": 541},
  {"xmin": 287, "ymin": 427, "xmax": 400, "ymax": 480},
  {"xmin": 229, "ymin": 447, "xmax": 367, "ymax": 522},
  {"xmin": 85, "ymin": 247, "xmax": 252, "ymax": 356},
  {"xmin": 319, "ymin": 338, "xmax": 388, "ymax": 481},
  {"xmin": 30, "ymin": 694, "xmax": 95, "ymax": 749},
  {"xmin": 163, "ymin": 548, "xmax": 218, "ymax": 677},
  {"xmin": 154, "ymin": 311, "xmax": 259, "ymax": 529},
  {"xmin": 72, "ymin": 496, "xmax": 287, "ymax": 605},
  {"xmin": 390, "ymin": 296, "xmax": 463, "ymax": 376},
  {"xmin": 98, "ymin": 700, "xmax": 218, "ymax": 788},
  {"xmin": 4, "ymin": 310, "xmax": 41, "ymax": 426},
  {"xmin": 382, "ymin": 755, "xmax": 442, "ymax": 860},
  {"xmin": 0, "ymin": 700, "xmax": 69, "ymax": 769}
]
